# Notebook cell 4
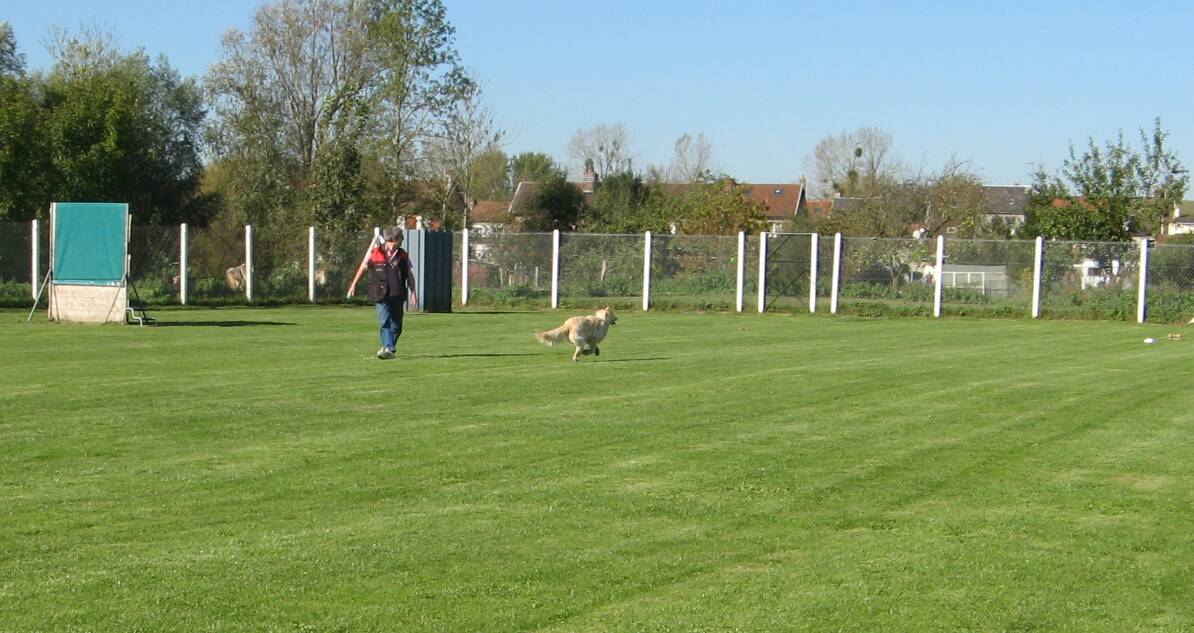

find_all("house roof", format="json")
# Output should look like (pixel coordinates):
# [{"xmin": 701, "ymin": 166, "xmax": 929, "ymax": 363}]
[
  {"xmin": 830, "ymin": 196, "xmax": 868, "ymax": 213},
  {"xmin": 806, "ymin": 199, "xmax": 832, "ymax": 219},
  {"xmin": 740, "ymin": 183, "xmax": 804, "ymax": 220},
  {"xmin": 981, "ymin": 186, "xmax": 1030, "ymax": 216},
  {"xmin": 470, "ymin": 200, "xmax": 509, "ymax": 224},
  {"xmin": 508, "ymin": 181, "xmax": 541, "ymax": 216}
]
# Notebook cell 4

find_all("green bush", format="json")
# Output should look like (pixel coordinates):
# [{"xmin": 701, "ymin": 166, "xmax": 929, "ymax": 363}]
[{"xmin": 0, "ymin": 281, "xmax": 33, "ymax": 308}]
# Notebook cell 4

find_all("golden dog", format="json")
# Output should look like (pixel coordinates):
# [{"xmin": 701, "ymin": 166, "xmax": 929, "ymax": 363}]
[{"xmin": 534, "ymin": 307, "xmax": 617, "ymax": 361}]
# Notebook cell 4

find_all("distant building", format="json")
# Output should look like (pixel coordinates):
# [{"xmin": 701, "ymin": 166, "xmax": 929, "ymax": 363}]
[{"xmin": 1165, "ymin": 201, "xmax": 1194, "ymax": 237}]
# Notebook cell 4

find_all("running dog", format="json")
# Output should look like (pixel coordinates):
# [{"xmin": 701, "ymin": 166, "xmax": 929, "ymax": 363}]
[{"xmin": 534, "ymin": 307, "xmax": 617, "ymax": 362}]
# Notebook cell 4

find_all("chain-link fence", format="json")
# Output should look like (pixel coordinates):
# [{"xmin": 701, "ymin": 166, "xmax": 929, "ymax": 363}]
[
  {"xmin": 763, "ymin": 233, "xmax": 815, "ymax": 312},
  {"xmin": 466, "ymin": 231, "xmax": 553, "ymax": 306},
  {"xmin": 941, "ymin": 239, "xmax": 1037, "ymax": 317},
  {"xmin": 651, "ymin": 233, "xmax": 741, "ymax": 311},
  {"xmin": 558, "ymin": 233, "xmax": 643, "ymax": 309},
  {"xmin": 1146, "ymin": 241, "xmax": 1194, "ymax": 322},
  {"xmin": 127, "ymin": 225, "xmax": 181, "ymax": 305},
  {"xmin": 1039, "ymin": 240, "xmax": 1140, "ymax": 321},
  {"xmin": 837, "ymin": 236, "xmax": 936, "ymax": 316},
  {"xmin": 7, "ymin": 219, "xmax": 1194, "ymax": 323}
]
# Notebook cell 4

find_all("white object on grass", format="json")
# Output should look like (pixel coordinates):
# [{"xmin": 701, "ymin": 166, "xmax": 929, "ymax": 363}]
[{"xmin": 1144, "ymin": 337, "xmax": 1156, "ymax": 344}]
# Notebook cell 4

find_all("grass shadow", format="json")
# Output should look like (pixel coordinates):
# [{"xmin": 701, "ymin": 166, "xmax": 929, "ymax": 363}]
[
  {"xmin": 419, "ymin": 352, "xmax": 541, "ymax": 359},
  {"xmin": 154, "ymin": 320, "xmax": 298, "ymax": 327}
]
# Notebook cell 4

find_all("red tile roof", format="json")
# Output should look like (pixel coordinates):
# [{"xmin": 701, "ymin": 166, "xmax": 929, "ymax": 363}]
[{"xmin": 740, "ymin": 183, "xmax": 805, "ymax": 220}]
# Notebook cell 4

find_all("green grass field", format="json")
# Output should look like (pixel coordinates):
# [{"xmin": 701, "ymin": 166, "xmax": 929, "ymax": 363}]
[{"xmin": 3, "ymin": 306, "xmax": 1194, "ymax": 632}]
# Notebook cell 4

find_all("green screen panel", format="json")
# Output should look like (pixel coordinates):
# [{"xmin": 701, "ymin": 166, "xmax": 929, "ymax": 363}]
[{"xmin": 53, "ymin": 203, "xmax": 128, "ymax": 285}]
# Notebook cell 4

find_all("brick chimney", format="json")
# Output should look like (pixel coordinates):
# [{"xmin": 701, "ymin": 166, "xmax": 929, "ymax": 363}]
[{"xmin": 581, "ymin": 159, "xmax": 599, "ymax": 193}]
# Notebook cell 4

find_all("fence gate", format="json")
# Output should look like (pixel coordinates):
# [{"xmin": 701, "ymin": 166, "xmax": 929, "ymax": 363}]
[{"xmin": 765, "ymin": 232, "xmax": 815, "ymax": 311}]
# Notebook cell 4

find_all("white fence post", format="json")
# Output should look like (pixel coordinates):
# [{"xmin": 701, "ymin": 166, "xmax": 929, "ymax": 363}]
[
  {"xmin": 735, "ymin": 231, "xmax": 745, "ymax": 313},
  {"xmin": 1031, "ymin": 236, "xmax": 1043, "ymax": 318},
  {"xmin": 933, "ymin": 235, "xmax": 945, "ymax": 318},
  {"xmin": 180, "ymin": 223, "xmax": 188, "ymax": 305},
  {"xmin": 550, "ymin": 229, "xmax": 560, "ymax": 309},
  {"xmin": 642, "ymin": 230, "xmax": 652, "ymax": 311},
  {"xmin": 30, "ymin": 219, "xmax": 39, "ymax": 299},
  {"xmin": 245, "ymin": 224, "xmax": 253, "ymax": 303},
  {"xmin": 830, "ymin": 233, "xmax": 842, "ymax": 314},
  {"xmin": 808, "ymin": 233, "xmax": 819, "ymax": 313},
  {"xmin": 1137, "ymin": 237, "xmax": 1150, "ymax": 323},
  {"xmin": 757, "ymin": 232, "xmax": 768, "ymax": 313},
  {"xmin": 461, "ymin": 228, "xmax": 470, "ymax": 306},
  {"xmin": 308, "ymin": 225, "xmax": 316, "ymax": 303}
]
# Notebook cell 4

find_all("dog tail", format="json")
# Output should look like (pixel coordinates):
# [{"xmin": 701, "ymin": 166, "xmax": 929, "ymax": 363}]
[{"xmin": 534, "ymin": 324, "xmax": 570, "ymax": 347}]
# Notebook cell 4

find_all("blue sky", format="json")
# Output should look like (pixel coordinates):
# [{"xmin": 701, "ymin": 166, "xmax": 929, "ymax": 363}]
[{"xmin": 6, "ymin": 0, "xmax": 1193, "ymax": 192}]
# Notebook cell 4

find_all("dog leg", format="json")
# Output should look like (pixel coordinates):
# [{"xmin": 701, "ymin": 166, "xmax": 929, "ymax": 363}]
[
  {"xmin": 593, "ymin": 345, "xmax": 600, "ymax": 356},
  {"xmin": 572, "ymin": 346, "xmax": 582, "ymax": 362}
]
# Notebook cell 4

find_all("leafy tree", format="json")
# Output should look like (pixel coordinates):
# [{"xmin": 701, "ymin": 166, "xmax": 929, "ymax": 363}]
[
  {"xmin": 510, "ymin": 151, "xmax": 563, "ymax": 185},
  {"xmin": 815, "ymin": 179, "xmax": 925, "ymax": 238},
  {"xmin": 1024, "ymin": 167, "xmax": 1129, "ymax": 241},
  {"xmin": 927, "ymin": 160, "xmax": 987, "ymax": 237},
  {"xmin": 0, "ymin": 21, "xmax": 25, "ymax": 77},
  {"xmin": 0, "ymin": 40, "xmax": 49, "ymax": 220},
  {"xmin": 368, "ymin": 0, "xmax": 472, "ymax": 184},
  {"xmin": 1024, "ymin": 119, "xmax": 1187, "ymax": 240},
  {"xmin": 581, "ymin": 172, "xmax": 668, "ymax": 233},
  {"xmin": 655, "ymin": 177, "xmax": 768, "ymax": 235},
  {"xmin": 36, "ymin": 30, "xmax": 213, "ymax": 225},
  {"xmin": 206, "ymin": 0, "xmax": 470, "ymax": 234},
  {"xmin": 520, "ymin": 176, "xmax": 585, "ymax": 232},
  {"xmin": 468, "ymin": 148, "xmax": 510, "ymax": 201},
  {"xmin": 310, "ymin": 139, "xmax": 367, "ymax": 235},
  {"xmin": 206, "ymin": 0, "xmax": 377, "ymax": 172}
]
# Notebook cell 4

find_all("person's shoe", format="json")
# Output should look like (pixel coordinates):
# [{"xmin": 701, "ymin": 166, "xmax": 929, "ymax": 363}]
[{"xmin": 377, "ymin": 348, "xmax": 394, "ymax": 359}]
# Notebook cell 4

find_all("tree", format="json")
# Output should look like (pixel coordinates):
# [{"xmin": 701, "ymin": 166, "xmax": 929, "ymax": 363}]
[
  {"xmin": 368, "ymin": 0, "xmax": 472, "ymax": 184},
  {"xmin": 206, "ymin": 0, "xmax": 376, "ymax": 172},
  {"xmin": 520, "ymin": 175, "xmax": 585, "ymax": 232},
  {"xmin": 567, "ymin": 122, "xmax": 633, "ymax": 179},
  {"xmin": 581, "ymin": 172, "xmax": 668, "ymax": 233},
  {"xmin": 1023, "ymin": 119, "xmax": 1188, "ymax": 240},
  {"xmin": 0, "ymin": 21, "xmax": 25, "ymax": 76},
  {"xmin": 423, "ymin": 83, "xmax": 504, "ymax": 215},
  {"xmin": 0, "ymin": 22, "xmax": 46, "ymax": 220},
  {"xmin": 657, "ymin": 176, "xmax": 768, "ymax": 235},
  {"xmin": 667, "ymin": 132, "xmax": 713, "ymax": 183},
  {"xmin": 926, "ymin": 159, "xmax": 987, "ymax": 237},
  {"xmin": 206, "ymin": 0, "xmax": 470, "ymax": 232},
  {"xmin": 0, "ymin": 75, "xmax": 48, "ymax": 220},
  {"xmin": 807, "ymin": 127, "xmax": 899, "ymax": 197},
  {"xmin": 37, "ymin": 28, "xmax": 213, "ymax": 225},
  {"xmin": 826, "ymin": 179, "xmax": 927, "ymax": 238},
  {"xmin": 510, "ymin": 151, "xmax": 563, "ymax": 185},
  {"xmin": 468, "ymin": 149, "xmax": 510, "ymax": 201}
]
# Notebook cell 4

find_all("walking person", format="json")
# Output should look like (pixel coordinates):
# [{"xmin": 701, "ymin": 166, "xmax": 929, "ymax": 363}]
[{"xmin": 347, "ymin": 227, "xmax": 418, "ymax": 359}]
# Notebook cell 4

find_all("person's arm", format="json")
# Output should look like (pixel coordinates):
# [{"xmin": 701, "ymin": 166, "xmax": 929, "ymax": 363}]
[
  {"xmin": 345, "ymin": 247, "xmax": 373, "ymax": 297},
  {"xmin": 405, "ymin": 256, "xmax": 418, "ymax": 307}
]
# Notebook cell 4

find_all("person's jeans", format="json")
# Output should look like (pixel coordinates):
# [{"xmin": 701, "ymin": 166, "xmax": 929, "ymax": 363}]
[{"xmin": 375, "ymin": 297, "xmax": 404, "ymax": 351}]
